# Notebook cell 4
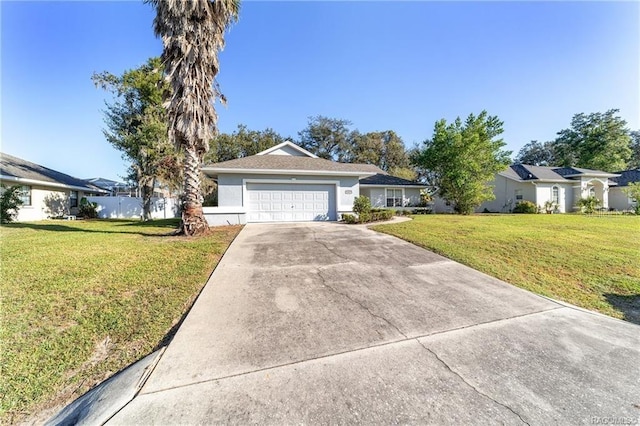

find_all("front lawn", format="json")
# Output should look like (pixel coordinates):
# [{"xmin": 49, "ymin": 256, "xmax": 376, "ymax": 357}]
[
  {"xmin": 0, "ymin": 219, "xmax": 241, "ymax": 423},
  {"xmin": 373, "ymin": 215, "xmax": 639, "ymax": 323}
]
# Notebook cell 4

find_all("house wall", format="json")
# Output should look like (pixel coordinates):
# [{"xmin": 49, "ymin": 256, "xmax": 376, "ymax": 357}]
[
  {"xmin": 533, "ymin": 183, "xmax": 572, "ymax": 213},
  {"xmin": 3, "ymin": 184, "xmax": 97, "ymax": 222},
  {"xmin": 202, "ymin": 207, "xmax": 246, "ymax": 226},
  {"xmin": 609, "ymin": 187, "xmax": 634, "ymax": 211},
  {"xmin": 405, "ymin": 188, "xmax": 421, "ymax": 206},
  {"xmin": 476, "ymin": 176, "xmax": 536, "ymax": 213},
  {"xmin": 362, "ymin": 188, "xmax": 385, "ymax": 208},
  {"xmin": 361, "ymin": 187, "xmax": 422, "ymax": 209}
]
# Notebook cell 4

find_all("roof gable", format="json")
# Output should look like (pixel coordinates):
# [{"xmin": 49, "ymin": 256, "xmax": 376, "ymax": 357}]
[{"xmin": 256, "ymin": 141, "xmax": 318, "ymax": 158}]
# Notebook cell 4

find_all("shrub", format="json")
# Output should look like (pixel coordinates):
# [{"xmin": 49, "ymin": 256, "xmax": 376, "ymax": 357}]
[
  {"xmin": 512, "ymin": 200, "xmax": 538, "ymax": 214},
  {"xmin": 577, "ymin": 196, "xmax": 601, "ymax": 214},
  {"xmin": 78, "ymin": 197, "xmax": 98, "ymax": 219},
  {"xmin": 543, "ymin": 200, "xmax": 558, "ymax": 214},
  {"xmin": 358, "ymin": 212, "xmax": 372, "ymax": 223},
  {"xmin": 622, "ymin": 182, "xmax": 640, "ymax": 215},
  {"xmin": 341, "ymin": 213, "xmax": 357, "ymax": 224},
  {"xmin": 353, "ymin": 196, "xmax": 371, "ymax": 215},
  {"xmin": 1, "ymin": 184, "xmax": 24, "ymax": 223}
]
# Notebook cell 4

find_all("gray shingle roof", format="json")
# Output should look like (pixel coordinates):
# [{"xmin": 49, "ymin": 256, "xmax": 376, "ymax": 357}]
[
  {"xmin": 0, "ymin": 153, "xmax": 106, "ymax": 192},
  {"xmin": 359, "ymin": 173, "xmax": 425, "ymax": 187},
  {"xmin": 504, "ymin": 164, "xmax": 617, "ymax": 182},
  {"xmin": 611, "ymin": 169, "xmax": 640, "ymax": 187},
  {"xmin": 204, "ymin": 155, "xmax": 384, "ymax": 175}
]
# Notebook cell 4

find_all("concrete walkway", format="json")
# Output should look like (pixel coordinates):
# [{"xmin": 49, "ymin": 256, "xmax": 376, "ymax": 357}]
[{"xmin": 107, "ymin": 223, "xmax": 640, "ymax": 425}]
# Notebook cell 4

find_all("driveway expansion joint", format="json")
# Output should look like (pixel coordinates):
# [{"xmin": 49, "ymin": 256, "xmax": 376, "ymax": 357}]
[{"xmin": 415, "ymin": 339, "xmax": 531, "ymax": 426}]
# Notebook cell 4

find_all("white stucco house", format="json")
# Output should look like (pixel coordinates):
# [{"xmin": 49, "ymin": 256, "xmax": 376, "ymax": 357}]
[
  {"xmin": 0, "ymin": 153, "xmax": 108, "ymax": 221},
  {"xmin": 609, "ymin": 168, "xmax": 640, "ymax": 211},
  {"xmin": 202, "ymin": 141, "xmax": 427, "ymax": 225},
  {"xmin": 469, "ymin": 164, "xmax": 620, "ymax": 213}
]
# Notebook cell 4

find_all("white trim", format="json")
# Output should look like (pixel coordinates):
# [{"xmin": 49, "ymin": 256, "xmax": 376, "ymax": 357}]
[
  {"xmin": 255, "ymin": 141, "xmax": 318, "ymax": 158},
  {"xmin": 0, "ymin": 175, "xmax": 108, "ymax": 193},
  {"xmin": 242, "ymin": 178, "xmax": 341, "ymax": 221},
  {"xmin": 202, "ymin": 168, "xmax": 376, "ymax": 178},
  {"xmin": 203, "ymin": 206, "xmax": 247, "ymax": 214}
]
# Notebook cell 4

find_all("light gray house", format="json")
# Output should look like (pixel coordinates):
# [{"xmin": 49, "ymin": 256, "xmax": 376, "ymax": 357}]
[
  {"xmin": 609, "ymin": 168, "xmax": 640, "ymax": 211},
  {"xmin": 202, "ymin": 141, "xmax": 427, "ymax": 225},
  {"xmin": 0, "ymin": 153, "xmax": 108, "ymax": 221},
  {"xmin": 468, "ymin": 164, "xmax": 620, "ymax": 213}
]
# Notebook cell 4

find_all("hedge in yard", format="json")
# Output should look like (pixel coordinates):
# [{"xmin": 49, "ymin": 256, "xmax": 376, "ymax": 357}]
[{"xmin": 512, "ymin": 200, "xmax": 538, "ymax": 214}]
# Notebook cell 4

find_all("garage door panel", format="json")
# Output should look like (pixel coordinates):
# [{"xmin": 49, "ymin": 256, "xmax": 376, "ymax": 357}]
[{"xmin": 246, "ymin": 183, "xmax": 336, "ymax": 223}]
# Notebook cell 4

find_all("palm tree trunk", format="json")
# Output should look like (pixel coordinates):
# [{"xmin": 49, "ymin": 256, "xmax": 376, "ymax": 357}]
[{"xmin": 180, "ymin": 144, "xmax": 209, "ymax": 236}]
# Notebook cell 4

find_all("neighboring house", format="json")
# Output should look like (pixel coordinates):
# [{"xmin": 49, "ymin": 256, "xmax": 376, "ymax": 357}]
[
  {"xmin": 609, "ymin": 168, "xmax": 640, "ymax": 211},
  {"xmin": 471, "ymin": 164, "xmax": 620, "ymax": 213},
  {"xmin": 0, "ymin": 153, "xmax": 108, "ymax": 221},
  {"xmin": 85, "ymin": 177, "xmax": 174, "ymax": 198},
  {"xmin": 84, "ymin": 177, "xmax": 133, "ymax": 196},
  {"xmin": 201, "ymin": 141, "xmax": 427, "ymax": 225}
]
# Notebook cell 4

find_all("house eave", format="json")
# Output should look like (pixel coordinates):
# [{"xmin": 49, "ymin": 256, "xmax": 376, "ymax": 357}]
[
  {"xmin": 202, "ymin": 168, "xmax": 377, "ymax": 179},
  {"xmin": 498, "ymin": 173, "xmax": 569, "ymax": 184},
  {"xmin": 560, "ymin": 172, "xmax": 620, "ymax": 178},
  {"xmin": 359, "ymin": 183, "xmax": 427, "ymax": 189},
  {"xmin": 0, "ymin": 175, "xmax": 109, "ymax": 193}
]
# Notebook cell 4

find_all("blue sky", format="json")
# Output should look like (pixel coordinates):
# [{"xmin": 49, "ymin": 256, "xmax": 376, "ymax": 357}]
[{"xmin": 2, "ymin": 1, "xmax": 638, "ymax": 181}]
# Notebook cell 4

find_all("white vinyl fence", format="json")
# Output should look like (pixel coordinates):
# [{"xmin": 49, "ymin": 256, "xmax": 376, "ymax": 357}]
[{"xmin": 86, "ymin": 196, "xmax": 180, "ymax": 220}]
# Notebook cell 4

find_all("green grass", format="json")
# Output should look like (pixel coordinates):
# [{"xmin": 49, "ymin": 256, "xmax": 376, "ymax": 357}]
[
  {"xmin": 373, "ymin": 214, "xmax": 640, "ymax": 323},
  {"xmin": 0, "ymin": 219, "xmax": 241, "ymax": 423}
]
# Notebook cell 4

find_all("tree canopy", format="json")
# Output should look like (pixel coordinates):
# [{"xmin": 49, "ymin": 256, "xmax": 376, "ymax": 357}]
[
  {"xmin": 514, "ymin": 140, "xmax": 557, "ymax": 166},
  {"xmin": 296, "ymin": 117, "xmax": 413, "ymax": 176},
  {"xmin": 297, "ymin": 116, "xmax": 353, "ymax": 162},
  {"xmin": 206, "ymin": 124, "xmax": 286, "ymax": 163},
  {"xmin": 413, "ymin": 111, "xmax": 511, "ymax": 214},
  {"xmin": 92, "ymin": 57, "xmax": 181, "ymax": 220},
  {"xmin": 515, "ymin": 109, "xmax": 635, "ymax": 172}
]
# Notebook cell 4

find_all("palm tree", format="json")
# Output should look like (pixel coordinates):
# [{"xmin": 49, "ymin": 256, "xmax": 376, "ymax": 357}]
[{"xmin": 147, "ymin": 0, "xmax": 240, "ymax": 235}]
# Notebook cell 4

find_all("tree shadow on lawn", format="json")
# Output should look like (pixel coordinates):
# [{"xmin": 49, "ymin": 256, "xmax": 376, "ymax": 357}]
[
  {"xmin": 5, "ymin": 220, "xmax": 179, "ymax": 237},
  {"xmin": 604, "ymin": 294, "xmax": 640, "ymax": 325}
]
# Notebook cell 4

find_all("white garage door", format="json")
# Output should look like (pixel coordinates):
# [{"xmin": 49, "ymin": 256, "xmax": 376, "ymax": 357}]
[{"xmin": 246, "ymin": 183, "xmax": 336, "ymax": 222}]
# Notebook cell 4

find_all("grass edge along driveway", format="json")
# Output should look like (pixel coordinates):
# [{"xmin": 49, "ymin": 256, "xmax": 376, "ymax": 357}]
[
  {"xmin": 373, "ymin": 214, "xmax": 639, "ymax": 324},
  {"xmin": 0, "ymin": 219, "xmax": 242, "ymax": 424}
]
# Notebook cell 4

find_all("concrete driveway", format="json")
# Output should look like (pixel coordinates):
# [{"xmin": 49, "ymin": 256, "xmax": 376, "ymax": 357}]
[{"xmin": 109, "ymin": 222, "xmax": 640, "ymax": 425}]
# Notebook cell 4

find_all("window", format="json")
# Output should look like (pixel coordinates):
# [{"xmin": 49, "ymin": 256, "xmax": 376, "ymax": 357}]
[
  {"xmin": 551, "ymin": 186, "xmax": 559, "ymax": 204},
  {"xmin": 386, "ymin": 189, "xmax": 403, "ymax": 207},
  {"xmin": 515, "ymin": 189, "xmax": 523, "ymax": 200},
  {"xmin": 18, "ymin": 186, "xmax": 32, "ymax": 206},
  {"xmin": 70, "ymin": 191, "xmax": 79, "ymax": 208},
  {"xmin": 588, "ymin": 186, "xmax": 596, "ymax": 197}
]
